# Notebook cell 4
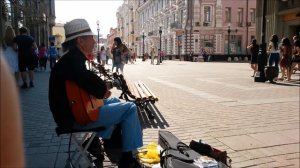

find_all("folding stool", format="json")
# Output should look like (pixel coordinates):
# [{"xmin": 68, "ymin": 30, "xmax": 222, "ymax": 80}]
[{"xmin": 56, "ymin": 127, "xmax": 105, "ymax": 168}]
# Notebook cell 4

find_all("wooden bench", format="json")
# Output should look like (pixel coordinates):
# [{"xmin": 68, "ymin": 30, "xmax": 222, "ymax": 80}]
[
  {"xmin": 91, "ymin": 62, "xmax": 159, "ymax": 119},
  {"xmin": 112, "ymin": 74, "xmax": 158, "ymax": 119}
]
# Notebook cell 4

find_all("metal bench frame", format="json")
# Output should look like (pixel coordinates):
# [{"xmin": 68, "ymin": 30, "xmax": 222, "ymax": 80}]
[
  {"xmin": 91, "ymin": 62, "xmax": 159, "ymax": 119},
  {"xmin": 55, "ymin": 127, "xmax": 105, "ymax": 168}
]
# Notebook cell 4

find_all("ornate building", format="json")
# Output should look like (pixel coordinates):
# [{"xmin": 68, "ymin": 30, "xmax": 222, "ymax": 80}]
[
  {"xmin": 107, "ymin": 28, "xmax": 118, "ymax": 49},
  {"xmin": 1, "ymin": 0, "xmax": 56, "ymax": 46},
  {"xmin": 116, "ymin": 0, "xmax": 256, "ymax": 60}
]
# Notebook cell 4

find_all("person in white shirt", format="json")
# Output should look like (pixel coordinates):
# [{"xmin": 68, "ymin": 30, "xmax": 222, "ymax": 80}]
[
  {"xmin": 267, "ymin": 34, "xmax": 280, "ymax": 69},
  {"xmin": 3, "ymin": 26, "xmax": 19, "ymax": 84}
]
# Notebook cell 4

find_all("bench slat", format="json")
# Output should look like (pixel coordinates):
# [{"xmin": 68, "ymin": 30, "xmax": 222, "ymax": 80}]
[
  {"xmin": 140, "ymin": 81, "xmax": 158, "ymax": 101},
  {"xmin": 134, "ymin": 82, "xmax": 147, "ymax": 99},
  {"xmin": 128, "ymin": 82, "xmax": 141, "ymax": 100},
  {"xmin": 138, "ymin": 81, "xmax": 153, "ymax": 98}
]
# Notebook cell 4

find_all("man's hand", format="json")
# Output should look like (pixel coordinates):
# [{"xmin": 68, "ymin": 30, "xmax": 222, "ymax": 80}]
[{"xmin": 104, "ymin": 90, "xmax": 112, "ymax": 99}]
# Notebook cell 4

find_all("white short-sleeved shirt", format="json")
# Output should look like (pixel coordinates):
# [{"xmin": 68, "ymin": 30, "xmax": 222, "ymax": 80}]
[
  {"xmin": 3, "ymin": 46, "xmax": 19, "ymax": 73},
  {"xmin": 268, "ymin": 42, "xmax": 280, "ymax": 53}
]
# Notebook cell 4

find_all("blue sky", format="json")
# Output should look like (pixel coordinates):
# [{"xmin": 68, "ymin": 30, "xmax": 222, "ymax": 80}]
[{"xmin": 55, "ymin": 0, "xmax": 123, "ymax": 36}]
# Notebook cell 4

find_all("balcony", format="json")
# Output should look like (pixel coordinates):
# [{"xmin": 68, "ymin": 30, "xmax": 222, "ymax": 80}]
[{"xmin": 170, "ymin": 22, "xmax": 182, "ymax": 29}]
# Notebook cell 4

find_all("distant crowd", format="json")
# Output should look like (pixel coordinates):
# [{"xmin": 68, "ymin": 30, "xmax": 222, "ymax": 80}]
[{"xmin": 247, "ymin": 34, "xmax": 300, "ymax": 81}]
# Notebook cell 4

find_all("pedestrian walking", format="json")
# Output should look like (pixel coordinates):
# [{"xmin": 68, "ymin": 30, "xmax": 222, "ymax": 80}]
[
  {"xmin": 100, "ymin": 46, "xmax": 106, "ymax": 66},
  {"xmin": 3, "ymin": 26, "xmax": 19, "ymax": 83},
  {"xmin": 267, "ymin": 34, "xmax": 280, "ymax": 69},
  {"xmin": 48, "ymin": 42, "xmax": 58, "ymax": 70},
  {"xmin": 150, "ymin": 47, "xmax": 155, "ymax": 65},
  {"xmin": 38, "ymin": 43, "xmax": 47, "ymax": 71},
  {"xmin": 279, "ymin": 37, "xmax": 293, "ymax": 81},
  {"xmin": 247, "ymin": 39, "xmax": 259, "ymax": 77},
  {"xmin": 130, "ymin": 48, "xmax": 136, "ymax": 63},
  {"xmin": 111, "ymin": 37, "xmax": 129, "ymax": 74},
  {"xmin": 106, "ymin": 47, "xmax": 111, "ymax": 64},
  {"xmin": 13, "ymin": 27, "xmax": 38, "ymax": 88},
  {"xmin": 291, "ymin": 39, "xmax": 300, "ymax": 75}
]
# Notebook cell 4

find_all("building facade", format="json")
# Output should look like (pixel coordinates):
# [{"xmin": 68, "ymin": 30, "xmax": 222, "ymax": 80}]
[
  {"xmin": 106, "ymin": 28, "xmax": 118, "ymax": 49},
  {"xmin": 116, "ymin": 0, "xmax": 256, "ymax": 59},
  {"xmin": 256, "ymin": 0, "xmax": 300, "ymax": 45},
  {"xmin": 1, "ymin": 0, "xmax": 56, "ymax": 47}
]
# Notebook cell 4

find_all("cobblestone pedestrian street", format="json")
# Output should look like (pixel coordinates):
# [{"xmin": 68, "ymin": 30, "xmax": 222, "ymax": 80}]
[{"xmin": 21, "ymin": 60, "xmax": 299, "ymax": 167}]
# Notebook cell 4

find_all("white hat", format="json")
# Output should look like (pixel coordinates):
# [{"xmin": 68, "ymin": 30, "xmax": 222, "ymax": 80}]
[{"xmin": 64, "ymin": 19, "xmax": 95, "ymax": 43}]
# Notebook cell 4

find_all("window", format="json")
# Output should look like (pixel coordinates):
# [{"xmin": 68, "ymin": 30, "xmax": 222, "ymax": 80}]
[
  {"xmin": 4, "ymin": 0, "xmax": 12, "ymax": 21},
  {"xmin": 204, "ymin": 6, "xmax": 211, "ymax": 22},
  {"xmin": 225, "ymin": 7, "xmax": 231, "ymax": 22},
  {"xmin": 238, "ymin": 8, "xmax": 243, "ymax": 24},
  {"xmin": 180, "ymin": 10, "xmax": 183, "ymax": 23},
  {"xmin": 173, "ymin": 13, "xmax": 176, "ymax": 23},
  {"xmin": 250, "ymin": 8, "xmax": 255, "ymax": 23}
]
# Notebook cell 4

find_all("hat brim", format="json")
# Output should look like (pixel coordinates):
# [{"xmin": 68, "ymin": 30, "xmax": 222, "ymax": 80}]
[{"xmin": 63, "ymin": 31, "xmax": 96, "ymax": 44}]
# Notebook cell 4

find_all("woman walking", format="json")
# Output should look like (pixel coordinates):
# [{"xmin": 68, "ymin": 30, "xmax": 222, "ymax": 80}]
[
  {"xmin": 247, "ymin": 39, "xmax": 259, "ymax": 77},
  {"xmin": 279, "ymin": 37, "xmax": 293, "ymax": 81},
  {"xmin": 267, "ymin": 34, "xmax": 280, "ymax": 69},
  {"xmin": 100, "ymin": 46, "xmax": 107, "ymax": 66},
  {"xmin": 3, "ymin": 26, "xmax": 19, "ymax": 83}
]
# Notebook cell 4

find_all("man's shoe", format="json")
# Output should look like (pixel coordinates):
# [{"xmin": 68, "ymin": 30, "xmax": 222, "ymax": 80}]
[
  {"xmin": 29, "ymin": 81, "xmax": 34, "ymax": 87},
  {"xmin": 118, "ymin": 156, "xmax": 142, "ymax": 168},
  {"xmin": 20, "ymin": 83, "xmax": 28, "ymax": 89},
  {"xmin": 82, "ymin": 137, "xmax": 105, "ymax": 162}
]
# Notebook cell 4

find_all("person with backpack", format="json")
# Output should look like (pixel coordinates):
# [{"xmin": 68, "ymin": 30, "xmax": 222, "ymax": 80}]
[
  {"xmin": 111, "ymin": 37, "xmax": 129, "ymax": 74},
  {"xmin": 48, "ymin": 42, "xmax": 58, "ymax": 70}
]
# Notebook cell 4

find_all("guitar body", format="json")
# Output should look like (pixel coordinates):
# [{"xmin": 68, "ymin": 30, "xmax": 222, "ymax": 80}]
[{"xmin": 65, "ymin": 80, "xmax": 103, "ymax": 125}]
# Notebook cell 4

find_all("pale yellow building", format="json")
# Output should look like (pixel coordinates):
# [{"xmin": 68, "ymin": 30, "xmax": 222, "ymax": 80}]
[{"xmin": 52, "ymin": 23, "xmax": 65, "ymax": 48}]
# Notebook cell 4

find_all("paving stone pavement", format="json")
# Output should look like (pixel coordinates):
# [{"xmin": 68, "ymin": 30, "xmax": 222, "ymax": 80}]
[{"xmin": 20, "ymin": 59, "xmax": 299, "ymax": 168}]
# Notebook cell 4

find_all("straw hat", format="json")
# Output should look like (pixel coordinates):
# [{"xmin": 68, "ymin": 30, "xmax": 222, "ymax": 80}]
[{"xmin": 64, "ymin": 19, "xmax": 95, "ymax": 43}]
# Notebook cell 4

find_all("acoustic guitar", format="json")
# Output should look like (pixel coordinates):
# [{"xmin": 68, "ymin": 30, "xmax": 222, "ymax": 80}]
[{"xmin": 65, "ymin": 80, "xmax": 103, "ymax": 125}]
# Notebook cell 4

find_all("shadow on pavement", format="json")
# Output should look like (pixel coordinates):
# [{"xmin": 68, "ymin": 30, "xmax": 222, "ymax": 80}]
[{"xmin": 138, "ymin": 103, "xmax": 169, "ymax": 129}]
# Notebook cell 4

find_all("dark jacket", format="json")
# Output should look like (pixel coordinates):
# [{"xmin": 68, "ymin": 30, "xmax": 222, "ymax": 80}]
[{"xmin": 49, "ymin": 47, "xmax": 107, "ymax": 129}]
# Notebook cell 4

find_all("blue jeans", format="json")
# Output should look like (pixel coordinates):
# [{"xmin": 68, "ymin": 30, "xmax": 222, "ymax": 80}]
[
  {"xmin": 73, "ymin": 97, "xmax": 143, "ymax": 152},
  {"xmin": 268, "ymin": 53, "xmax": 280, "ymax": 68},
  {"xmin": 115, "ymin": 63, "xmax": 124, "ymax": 74}
]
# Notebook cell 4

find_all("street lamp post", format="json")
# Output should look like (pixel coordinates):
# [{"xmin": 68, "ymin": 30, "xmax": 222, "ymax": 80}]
[
  {"xmin": 178, "ymin": 35, "xmax": 181, "ymax": 61},
  {"xmin": 142, "ymin": 31, "xmax": 145, "ymax": 61},
  {"xmin": 255, "ymin": 0, "xmax": 267, "ymax": 82},
  {"xmin": 96, "ymin": 20, "xmax": 100, "ymax": 63},
  {"xmin": 185, "ymin": 24, "xmax": 191, "ymax": 61},
  {"xmin": 227, "ymin": 25, "xmax": 231, "ymax": 61},
  {"xmin": 157, "ymin": 26, "xmax": 162, "ymax": 65}
]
